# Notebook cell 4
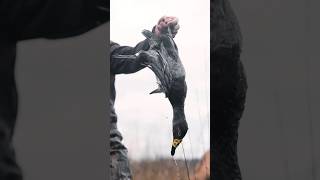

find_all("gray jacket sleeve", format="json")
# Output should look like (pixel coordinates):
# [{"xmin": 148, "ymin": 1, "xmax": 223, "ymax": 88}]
[{"xmin": 110, "ymin": 40, "xmax": 150, "ymax": 74}]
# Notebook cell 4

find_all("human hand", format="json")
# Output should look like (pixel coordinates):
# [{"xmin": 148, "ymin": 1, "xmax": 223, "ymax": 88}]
[{"xmin": 154, "ymin": 16, "xmax": 180, "ymax": 38}]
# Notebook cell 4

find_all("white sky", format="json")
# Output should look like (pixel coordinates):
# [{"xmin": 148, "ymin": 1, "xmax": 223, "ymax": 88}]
[{"xmin": 111, "ymin": 0, "xmax": 210, "ymax": 160}]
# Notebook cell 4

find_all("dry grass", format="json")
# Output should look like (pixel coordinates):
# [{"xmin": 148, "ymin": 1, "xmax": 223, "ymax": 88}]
[{"xmin": 130, "ymin": 158, "xmax": 200, "ymax": 180}]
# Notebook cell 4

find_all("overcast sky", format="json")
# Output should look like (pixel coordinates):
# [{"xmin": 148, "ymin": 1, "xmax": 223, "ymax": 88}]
[{"xmin": 110, "ymin": 0, "xmax": 210, "ymax": 160}]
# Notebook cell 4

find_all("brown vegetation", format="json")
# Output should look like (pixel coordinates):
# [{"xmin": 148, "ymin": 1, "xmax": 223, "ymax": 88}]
[
  {"xmin": 190, "ymin": 151, "xmax": 210, "ymax": 180},
  {"xmin": 130, "ymin": 151, "xmax": 210, "ymax": 180}
]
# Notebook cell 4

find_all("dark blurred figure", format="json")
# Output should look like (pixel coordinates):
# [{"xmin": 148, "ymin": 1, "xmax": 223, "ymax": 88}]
[
  {"xmin": 212, "ymin": 0, "xmax": 247, "ymax": 179},
  {"xmin": 0, "ymin": 1, "xmax": 108, "ymax": 179}
]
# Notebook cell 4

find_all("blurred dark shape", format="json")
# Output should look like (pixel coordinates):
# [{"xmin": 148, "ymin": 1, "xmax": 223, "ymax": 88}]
[
  {"xmin": 0, "ymin": 0, "xmax": 108, "ymax": 179},
  {"xmin": 212, "ymin": 0, "xmax": 247, "ymax": 179}
]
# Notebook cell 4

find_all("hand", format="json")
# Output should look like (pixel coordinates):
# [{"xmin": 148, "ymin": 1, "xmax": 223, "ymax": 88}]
[{"xmin": 154, "ymin": 16, "xmax": 180, "ymax": 38}]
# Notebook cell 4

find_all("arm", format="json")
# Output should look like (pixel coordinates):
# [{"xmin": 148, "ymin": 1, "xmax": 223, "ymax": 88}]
[
  {"xmin": 110, "ymin": 16, "xmax": 179, "ymax": 74},
  {"xmin": 110, "ymin": 39, "xmax": 149, "ymax": 74}
]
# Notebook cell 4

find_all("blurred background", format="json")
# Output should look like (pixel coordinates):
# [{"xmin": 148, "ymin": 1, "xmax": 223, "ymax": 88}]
[
  {"xmin": 14, "ymin": 24, "xmax": 108, "ymax": 180},
  {"xmin": 231, "ymin": 1, "xmax": 320, "ymax": 180}
]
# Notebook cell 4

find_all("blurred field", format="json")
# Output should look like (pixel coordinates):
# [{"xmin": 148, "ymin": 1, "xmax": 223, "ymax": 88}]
[
  {"xmin": 130, "ymin": 158, "xmax": 199, "ymax": 180},
  {"xmin": 131, "ymin": 159, "xmax": 210, "ymax": 180}
]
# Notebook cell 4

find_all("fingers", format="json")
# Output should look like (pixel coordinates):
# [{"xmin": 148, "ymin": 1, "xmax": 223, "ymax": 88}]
[
  {"xmin": 157, "ymin": 16, "xmax": 166, "ymax": 24},
  {"xmin": 154, "ymin": 25, "xmax": 161, "ymax": 36},
  {"xmin": 158, "ymin": 16, "xmax": 179, "ymax": 27},
  {"xmin": 166, "ymin": 17, "xmax": 179, "ymax": 27},
  {"xmin": 156, "ymin": 16, "xmax": 180, "ymax": 37},
  {"xmin": 158, "ymin": 21, "xmax": 168, "ymax": 28}
]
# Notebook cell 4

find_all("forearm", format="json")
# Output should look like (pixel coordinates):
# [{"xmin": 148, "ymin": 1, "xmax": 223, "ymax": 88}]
[
  {"xmin": 110, "ymin": 39, "xmax": 149, "ymax": 74},
  {"xmin": 111, "ymin": 39, "xmax": 149, "ymax": 55}
]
